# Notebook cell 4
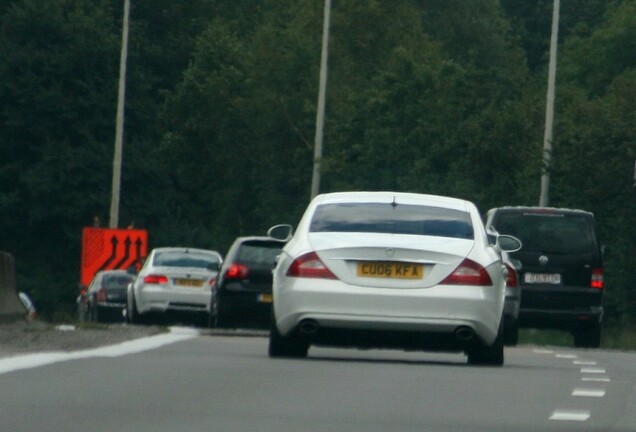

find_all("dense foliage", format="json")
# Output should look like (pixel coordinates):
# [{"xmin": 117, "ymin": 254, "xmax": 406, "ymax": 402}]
[{"xmin": 1, "ymin": 0, "xmax": 634, "ymax": 323}]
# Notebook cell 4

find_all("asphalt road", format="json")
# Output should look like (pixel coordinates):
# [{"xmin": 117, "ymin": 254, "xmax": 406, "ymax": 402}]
[{"xmin": 1, "ymin": 333, "xmax": 635, "ymax": 432}]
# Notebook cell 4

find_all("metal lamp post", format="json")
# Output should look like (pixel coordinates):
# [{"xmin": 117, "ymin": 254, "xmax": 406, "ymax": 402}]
[
  {"xmin": 109, "ymin": 0, "xmax": 130, "ymax": 228},
  {"xmin": 539, "ymin": 0, "xmax": 560, "ymax": 207},
  {"xmin": 310, "ymin": 0, "xmax": 331, "ymax": 200}
]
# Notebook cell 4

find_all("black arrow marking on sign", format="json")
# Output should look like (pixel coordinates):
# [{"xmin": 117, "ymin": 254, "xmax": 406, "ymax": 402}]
[
  {"xmin": 135, "ymin": 237, "xmax": 143, "ymax": 260},
  {"xmin": 97, "ymin": 235, "xmax": 119, "ymax": 271},
  {"xmin": 113, "ymin": 236, "xmax": 132, "ymax": 269}
]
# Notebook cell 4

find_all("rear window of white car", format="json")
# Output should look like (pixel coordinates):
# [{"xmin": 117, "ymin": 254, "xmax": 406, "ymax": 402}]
[
  {"xmin": 153, "ymin": 251, "xmax": 219, "ymax": 268},
  {"xmin": 309, "ymin": 203, "xmax": 474, "ymax": 239}
]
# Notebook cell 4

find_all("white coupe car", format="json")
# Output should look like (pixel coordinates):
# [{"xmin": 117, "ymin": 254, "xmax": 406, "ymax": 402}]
[
  {"xmin": 268, "ymin": 191, "xmax": 521, "ymax": 365},
  {"xmin": 126, "ymin": 247, "xmax": 222, "ymax": 324}
]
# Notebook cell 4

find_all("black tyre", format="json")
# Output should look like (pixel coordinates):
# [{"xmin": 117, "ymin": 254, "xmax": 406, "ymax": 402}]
[
  {"xmin": 213, "ymin": 299, "xmax": 233, "ymax": 329},
  {"xmin": 467, "ymin": 320, "xmax": 504, "ymax": 366},
  {"xmin": 573, "ymin": 322, "xmax": 602, "ymax": 348},
  {"xmin": 268, "ymin": 314, "xmax": 308, "ymax": 358},
  {"xmin": 91, "ymin": 305, "xmax": 101, "ymax": 323},
  {"xmin": 503, "ymin": 318, "xmax": 519, "ymax": 346},
  {"xmin": 126, "ymin": 293, "xmax": 144, "ymax": 325}
]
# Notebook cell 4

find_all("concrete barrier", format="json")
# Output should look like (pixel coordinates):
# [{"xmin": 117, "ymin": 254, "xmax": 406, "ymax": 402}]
[{"xmin": 0, "ymin": 252, "xmax": 27, "ymax": 323}]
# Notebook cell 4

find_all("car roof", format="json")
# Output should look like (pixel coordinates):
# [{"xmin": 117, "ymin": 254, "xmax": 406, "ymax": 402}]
[
  {"xmin": 232, "ymin": 236, "xmax": 287, "ymax": 244},
  {"xmin": 150, "ymin": 247, "xmax": 221, "ymax": 254},
  {"xmin": 313, "ymin": 191, "xmax": 471, "ymax": 211},
  {"xmin": 487, "ymin": 206, "xmax": 594, "ymax": 217},
  {"xmin": 95, "ymin": 269, "xmax": 130, "ymax": 276}
]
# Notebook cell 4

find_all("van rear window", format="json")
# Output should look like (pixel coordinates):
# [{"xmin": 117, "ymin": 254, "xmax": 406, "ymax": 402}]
[
  {"xmin": 309, "ymin": 203, "xmax": 474, "ymax": 239},
  {"xmin": 493, "ymin": 212, "xmax": 597, "ymax": 254}
]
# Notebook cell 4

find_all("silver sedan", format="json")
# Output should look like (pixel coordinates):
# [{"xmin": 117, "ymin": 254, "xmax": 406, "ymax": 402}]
[{"xmin": 126, "ymin": 247, "xmax": 222, "ymax": 324}]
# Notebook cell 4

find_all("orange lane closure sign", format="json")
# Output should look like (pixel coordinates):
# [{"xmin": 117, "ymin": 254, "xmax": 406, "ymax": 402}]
[{"xmin": 81, "ymin": 227, "xmax": 148, "ymax": 287}]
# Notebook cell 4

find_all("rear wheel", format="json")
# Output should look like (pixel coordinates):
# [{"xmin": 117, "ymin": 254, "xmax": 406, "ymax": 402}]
[
  {"xmin": 90, "ymin": 304, "xmax": 101, "ymax": 323},
  {"xmin": 467, "ymin": 320, "xmax": 504, "ymax": 366},
  {"xmin": 126, "ymin": 292, "xmax": 144, "ymax": 325},
  {"xmin": 573, "ymin": 322, "xmax": 602, "ymax": 348},
  {"xmin": 268, "ymin": 314, "xmax": 309, "ymax": 358},
  {"xmin": 213, "ymin": 299, "xmax": 233, "ymax": 329},
  {"xmin": 503, "ymin": 317, "xmax": 519, "ymax": 346}
]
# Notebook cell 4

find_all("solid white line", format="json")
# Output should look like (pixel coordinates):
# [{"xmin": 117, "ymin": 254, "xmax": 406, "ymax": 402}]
[
  {"xmin": 550, "ymin": 410, "xmax": 590, "ymax": 421},
  {"xmin": 0, "ymin": 327, "xmax": 199, "ymax": 375},
  {"xmin": 581, "ymin": 367, "xmax": 606, "ymax": 374},
  {"xmin": 533, "ymin": 349, "xmax": 554, "ymax": 354},
  {"xmin": 572, "ymin": 388, "xmax": 606, "ymax": 397},
  {"xmin": 582, "ymin": 377, "xmax": 611, "ymax": 382}
]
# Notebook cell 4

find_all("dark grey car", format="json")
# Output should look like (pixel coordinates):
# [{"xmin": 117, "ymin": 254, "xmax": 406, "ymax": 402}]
[
  {"xmin": 79, "ymin": 270, "xmax": 134, "ymax": 323},
  {"xmin": 210, "ymin": 236, "xmax": 286, "ymax": 329},
  {"xmin": 485, "ymin": 206, "xmax": 604, "ymax": 348}
]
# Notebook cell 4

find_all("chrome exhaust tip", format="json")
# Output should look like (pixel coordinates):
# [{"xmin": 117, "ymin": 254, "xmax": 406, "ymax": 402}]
[
  {"xmin": 455, "ymin": 326, "xmax": 475, "ymax": 341},
  {"xmin": 298, "ymin": 319, "xmax": 319, "ymax": 335}
]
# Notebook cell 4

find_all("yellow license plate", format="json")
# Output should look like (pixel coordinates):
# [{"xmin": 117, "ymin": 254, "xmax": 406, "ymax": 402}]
[
  {"xmin": 258, "ymin": 294, "xmax": 273, "ymax": 303},
  {"xmin": 175, "ymin": 278, "xmax": 204, "ymax": 288},
  {"xmin": 357, "ymin": 261, "xmax": 423, "ymax": 279}
]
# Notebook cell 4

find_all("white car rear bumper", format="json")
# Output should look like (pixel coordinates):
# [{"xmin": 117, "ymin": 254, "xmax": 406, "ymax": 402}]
[{"xmin": 274, "ymin": 279, "xmax": 503, "ymax": 345}]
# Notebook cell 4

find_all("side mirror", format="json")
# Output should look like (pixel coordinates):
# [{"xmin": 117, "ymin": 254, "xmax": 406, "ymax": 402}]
[
  {"xmin": 497, "ymin": 235, "xmax": 522, "ymax": 253},
  {"xmin": 267, "ymin": 224, "xmax": 293, "ymax": 241}
]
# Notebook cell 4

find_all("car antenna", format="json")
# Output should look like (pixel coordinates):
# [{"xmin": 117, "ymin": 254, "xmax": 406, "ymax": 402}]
[{"xmin": 391, "ymin": 196, "xmax": 398, "ymax": 209}]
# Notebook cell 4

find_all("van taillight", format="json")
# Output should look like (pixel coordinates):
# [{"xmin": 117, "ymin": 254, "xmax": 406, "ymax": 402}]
[{"xmin": 591, "ymin": 268, "xmax": 603, "ymax": 289}]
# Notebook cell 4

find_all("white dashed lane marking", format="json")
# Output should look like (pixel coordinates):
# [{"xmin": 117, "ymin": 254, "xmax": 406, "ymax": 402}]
[
  {"xmin": 550, "ymin": 410, "xmax": 591, "ymax": 421},
  {"xmin": 573, "ymin": 360, "xmax": 597, "ymax": 365},
  {"xmin": 572, "ymin": 388, "xmax": 606, "ymax": 397},
  {"xmin": 582, "ymin": 377, "xmax": 611, "ymax": 382},
  {"xmin": 581, "ymin": 367, "xmax": 606, "ymax": 374},
  {"xmin": 556, "ymin": 353, "xmax": 578, "ymax": 359},
  {"xmin": 533, "ymin": 350, "xmax": 610, "ymax": 423}
]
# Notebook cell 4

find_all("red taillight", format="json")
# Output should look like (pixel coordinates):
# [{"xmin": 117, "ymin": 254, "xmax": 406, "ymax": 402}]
[
  {"xmin": 95, "ymin": 288, "xmax": 107, "ymax": 302},
  {"xmin": 441, "ymin": 259, "xmax": 493, "ymax": 286},
  {"xmin": 591, "ymin": 268, "xmax": 604, "ymax": 289},
  {"xmin": 286, "ymin": 252, "xmax": 337, "ymax": 279},
  {"xmin": 144, "ymin": 274, "xmax": 168, "ymax": 284},
  {"xmin": 504, "ymin": 263, "xmax": 518, "ymax": 288},
  {"xmin": 225, "ymin": 263, "xmax": 250, "ymax": 280}
]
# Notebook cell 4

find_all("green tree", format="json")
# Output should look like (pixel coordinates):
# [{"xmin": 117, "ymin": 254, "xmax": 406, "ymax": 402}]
[{"xmin": 0, "ymin": 0, "xmax": 120, "ymax": 315}]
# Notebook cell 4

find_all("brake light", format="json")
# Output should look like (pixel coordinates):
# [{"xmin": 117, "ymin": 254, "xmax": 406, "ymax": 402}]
[
  {"xmin": 504, "ymin": 263, "xmax": 518, "ymax": 288},
  {"xmin": 144, "ymin": 274, "xmax": 168, "ymax": 284},
  {"xmin": 441, "ymin": 259, "xmax": 493, "ymax": 286},
  {"xmin": 96, "ymin": 288, "xmax": 107, "ymax": 302},
  {"xmin": 225, "ymin": 263, "xmax": 250, "ymax": 280},
  {"xmin": 287, "ymin": 252, "xmax": 337, "ymax": 279},
  {"xmin": 591, "ymin": 268, "xmax": 603, "ymax": 289}
]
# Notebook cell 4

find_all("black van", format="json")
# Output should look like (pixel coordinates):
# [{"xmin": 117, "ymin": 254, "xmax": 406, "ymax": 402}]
[{"xmin": 485, "ymin": 207, "xmax": 604, "ymax": 348}]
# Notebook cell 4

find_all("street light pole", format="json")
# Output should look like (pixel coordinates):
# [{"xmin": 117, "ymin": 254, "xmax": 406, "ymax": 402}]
[
  {"xmin": 310, "ymin": 0, "xmax": 331, "ymax": 200},
  {"xmin": 539, "ymin": 0, "xmax": 560, "ymax": 207},
  {"xmin": 109, "ymin": 0, "xmax": 130, "ymax": 228}
]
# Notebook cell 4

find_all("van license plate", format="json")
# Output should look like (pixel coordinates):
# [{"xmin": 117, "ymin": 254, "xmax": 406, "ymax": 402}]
[{"xmin": 524, "ymin": 273, "xmax": 561, "ymax": 284}]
